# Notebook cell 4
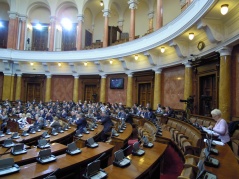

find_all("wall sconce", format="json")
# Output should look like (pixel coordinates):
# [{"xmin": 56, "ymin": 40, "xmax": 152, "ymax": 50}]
[
  {"xmin": 134, "ymin": 55, "xmax": 138, "ymax": 60},
  {"xmin": 110, "ymin": 60, "xmax": 113, "ymax": 64},
  {"xmin": 100, "ymin": 1, "xmax": 103, "ymax": 6},
  {"xmin": 160, "ymin": 47, "xmax": 165, "ymax": 53},
  {"xmin": 30, "ymin": 62, "xmax": 34, "ymax": 66},
  {"xmin": 189, "ymin": 33, "xmax": 194, "ymax": 40},
  {"xmin": 84, "ymin": 62, "xmax": 88, "ymax": 66},
  {"xmin": 221, "ymin": 4, "xmax": 229, "ymax": 15},
  {"xmin": 58, "ymin": 63, "xmax": 61, "ymax": 66}
]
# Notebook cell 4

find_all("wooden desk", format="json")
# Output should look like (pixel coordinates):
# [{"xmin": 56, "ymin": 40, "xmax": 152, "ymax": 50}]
[
  {"xmin": 0, "ymin": 134, "xmax": 13, "ymax": 144},
  {"xmin": 1, "ymin": 143, "xmax": 67, "ymax": 166},
  {"xmin": 109, "ymin": 124, "xmax": 133, "ymax": 162},
  {"xmin": 49, "ymin": 127, "xmax": 76, "ymax": 144},
  {"xmin": 13, "ymin": 130, "xmax": 47, "ymax": 145},
  {"xmin": 205, "ymin": 144, "xmax": 239, "ymax": 179},
  {"xmin": 156, "ymin": 130, "xmax": 171, "ymax": 144},
  {"xmin": 4, "ymin": 142, "xmax": 114, "ymax": 179},
  {"xmin": 0, "ymin": 144, "xmax": 30, "ymax": 155},
  {"xmin": 104, "ymin": 142, "xmax": 167, "ymax": 179},
  {"xmin": 75, "ymin": 125, "xmax": 103, "ymax": 148}
]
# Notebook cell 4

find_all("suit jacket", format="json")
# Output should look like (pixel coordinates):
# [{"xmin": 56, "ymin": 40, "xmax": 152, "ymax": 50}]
[
  {"xmin": 75, "ymin": 117, "xmax": 87, "ymax": 132},
  {"xmin": 100, "ymin": 115, "xmax": 113, "ymax": 133},
  {"xmin": 50, "ymin": 121, "xmax": 61, "ymax": 129},
  {"xmin": 125, "ymin": 114, "xmax": 133, "ymax": 125}
]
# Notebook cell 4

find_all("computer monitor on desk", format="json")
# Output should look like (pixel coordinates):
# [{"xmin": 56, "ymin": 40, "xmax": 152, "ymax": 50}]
[
  {"xmin": 0, "ymin": 158, "xmax": 20, "ymax": 176},
  {"xmin": 11, "ymin": 143, "xmax": 27, "ymax": 155}
]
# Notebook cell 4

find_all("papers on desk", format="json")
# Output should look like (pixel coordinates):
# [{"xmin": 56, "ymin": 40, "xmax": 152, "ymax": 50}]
[
  {"xmin": 204, "ymin": 139, "xmax": 224, "ymax": 146},
  {"xmin": 201, "ymin": 127, "xmax": 219, "ymax": 136}
]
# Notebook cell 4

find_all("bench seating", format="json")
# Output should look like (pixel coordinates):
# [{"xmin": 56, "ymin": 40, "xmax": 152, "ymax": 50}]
[{"xmin": 164, "ymin": 117, "xmax": 203, "ymax": 156}]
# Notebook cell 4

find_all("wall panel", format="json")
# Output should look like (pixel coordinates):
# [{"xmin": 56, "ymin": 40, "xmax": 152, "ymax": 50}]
[
  {"xmin": 162, "ymin": 65, "xmax": 185, "ymax": 109},
  {"xmin": 51, "ymin": 75, "xmax": 73, "ymax": 101}
]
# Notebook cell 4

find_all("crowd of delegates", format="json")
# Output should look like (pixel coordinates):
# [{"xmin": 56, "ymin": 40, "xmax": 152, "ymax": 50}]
[{"xmin": 0, "ymin": 99, "xmax": 176, "ymax": 142}]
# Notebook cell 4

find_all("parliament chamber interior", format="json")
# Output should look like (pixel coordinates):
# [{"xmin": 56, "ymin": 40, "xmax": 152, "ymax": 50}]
[{"xmin": 0, "ymin": 0, "xmax": 239, "ymax": 178}]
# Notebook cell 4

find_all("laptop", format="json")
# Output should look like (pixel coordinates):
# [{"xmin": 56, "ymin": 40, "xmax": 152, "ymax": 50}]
[
  {"xmin": 0, "ymin": 158, "xmax": 20, "ymax": 176},
  {"xmin": 113, "ymin": 149, "xmax": 131, "ymax": 167},
  {"xmin": 11, "ymin": 143, "xmax": 27, "ymax": 155},
  {"xmin": 84, "ymin": 160, "xmax": 107, "ymax": 179},
  {"xmin": 11, "ymin": 132, "xmax": 20, "ymax": 139},
  {"xmin": 132, "ymin": 142, "xmax": 145, "ymax": 156},
  {"xmin": 36, "ymin": 149, "xmax": 56, "ymax": 164},
  {"xmin": 66, "ymin": 142, "xmax": 81, "ymax": 155},
  {"xmin": 37, "ymin": 139, "xmax": 51, "ymax": 149},
  {"xmin": 86, "ymin": 138, "xmax": 98, "ymax": 148},
  {"xmin": 2, "ymin": 139, "xmax": 15, "ymax": 148}
]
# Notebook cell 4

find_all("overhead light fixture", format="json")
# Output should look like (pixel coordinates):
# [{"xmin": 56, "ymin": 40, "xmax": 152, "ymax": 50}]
[
  {"xmin": 189, "ymin": 33, "xmax": 194, "ymax": 40},
  {"xmin": 160, "ymin": 47, "xmax": 165, "ymax": 53},
  {"xmin": 221, "ymin": 4, "xmax": 229, "ymax": 15},
  {"xmin": 134, "ymin": 55, "xmax": 138, "ymax": 60},
  {"xmin": 100, "ymin": 1, "xmax": 103, "ymax": 6},
  {"xmin": 58, "ymin": 63, "xmax": 61, "ymax": 66},
  {"xmin": 61, "ymin": 18, "xmax": 72, "ymax": 31},
  {"xmin": 30, "ymin": 62, "xmax": 34, "ymax": 66},
  {"xmin": 0, "ymin": 21, "xmax": 3, "ymax": 28},
  {"xmin": 110, "ymin": 60, "xmax": 113, "ymax": 64},
  {"xmin": 84, "ymin": 62, "xmax": 88, "ymax": 66},
  {"xmin": 35, "ymin": 23, "xmax": 42, "ymax": 30}
]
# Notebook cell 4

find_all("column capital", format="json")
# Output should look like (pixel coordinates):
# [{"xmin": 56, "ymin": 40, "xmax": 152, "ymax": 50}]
[
  {"xmin": 102, "ymin": 9, "xmax": 111, "ymax": 17},
  {"xmin": 128, "ymin": 0, "xmax": 139, "ymax": 9},
  {"xmin": 46, "ymin": 74, "xmax": 52, "ymax": 78},
  {"xmin": 153, "ymin": 68, "xmax": 162, "ymax": 74},
  {"xmin": 148, "ymin": 11, "xmax": 154, "ymax": 19},
  {"xmin": 217, "ymin": 46, "xmax": 232, "ymax": 56},
  {"xmin": 19, "ymin": 15, "xmax": 27, "ymax": 22},
  {"xmin": 126, "ymin": 72, "xmax": 133, "ymax": 77},
  {"xmin": 183, "ymin": 61, "xmax": 192, "ymax": 68},
  {"xmin": 50, "ymin": 16, "xmax": 57, "ymax": 23},
  {"xmin": 100, "ymin": 74, "xmax": 107, "ymax": 78},
  {"xmin": 8, "ymin": 11, "xmax": 18, "ymax": 19},
  {"xmin": 77, "ymin": 14, "xmax": 84, "ymax": 22},
  {"xmin": 73, "ymin": 74, "xmax": 79, "ymax": 78}
]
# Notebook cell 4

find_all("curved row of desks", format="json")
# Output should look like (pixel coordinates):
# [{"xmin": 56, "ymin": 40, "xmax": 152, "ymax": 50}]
[{"xmin": 1, "ymin": 120, "xmax": 169, "ymax": 179}]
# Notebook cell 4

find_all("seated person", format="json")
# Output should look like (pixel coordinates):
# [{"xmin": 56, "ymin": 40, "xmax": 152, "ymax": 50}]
[
  {"xmin": 125, "ymin": 109, "xmax": 133, "ymax": 125},
  {"xmin": 45, "ymin": 112, "xmax": 53, "ymax": 122},
  {"xmin": 74, "ymin": 113, "xmax": 87, "ymax": 133},
  {"xmin": 18, "ymin": 113, "xmax": 29, "ymax": 128},
  {"xmin": 208, "ymin": 109, "xmax": 230, "ymax": 144},
  {"xmin": 156, "ymin": 104, "xmax": 163, "ymax": 114},
  {"xmin": 27, "ymin": 115, "xmax": 45, "ymax": 132},
  {"xmin": 0, "ymin": 111, "xmax": 9, "ymax": 131},
  {"xmin": 163, "ymin": 106, "xmax": 175, "ymax": 117},
  {"xmin": 98, "ymin": 111, "xmax": 114, "ymax": 142},
  {"xmin": 50, "ymin": 117, "xmax": 62, "ymax": 129}
]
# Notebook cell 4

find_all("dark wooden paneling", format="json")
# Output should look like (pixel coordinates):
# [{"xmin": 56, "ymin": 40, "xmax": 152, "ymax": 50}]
[
  {"xmin": 51, "ymin": 75, "xmax": 74, "ymax": 101},
  {"xmin": 79, "ymin": 75, "xmax": 100, "ymax": 102}
]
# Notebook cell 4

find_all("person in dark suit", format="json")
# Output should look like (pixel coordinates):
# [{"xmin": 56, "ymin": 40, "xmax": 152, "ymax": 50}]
[
  {"xmin": 50, "ymin": 117, "xmax": 62, "ymax": 129},
  {"xmin": 125, "ymin": 109, "xmax": 133, "ymax": 125},
  {"xmin": 27, "ymin": 115, "xmax": 44, "ymax": 132},
  {"xmin": 163, "ymin": 106, "xmax": 175, "ymax": 118},
  {"xmin": 98, "ymin": 111, "xmax": 114, "ymax": 142},
  {"xmin": 74, "ymin": 113, "xmax": 87, "ymax": 133}
]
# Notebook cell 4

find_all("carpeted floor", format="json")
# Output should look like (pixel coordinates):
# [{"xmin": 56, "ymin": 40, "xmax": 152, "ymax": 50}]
[{"xmin": 160, "ymin": 145, "xmax": 184, "ymax": 179}]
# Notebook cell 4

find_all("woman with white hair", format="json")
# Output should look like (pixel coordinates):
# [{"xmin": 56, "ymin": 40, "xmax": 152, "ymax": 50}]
[{"xmin": 208, "ymin": 109, "xmax": 230, "ymax": 144}]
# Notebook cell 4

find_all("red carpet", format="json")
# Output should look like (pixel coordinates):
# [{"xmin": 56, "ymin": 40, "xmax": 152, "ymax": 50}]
[{"xmin": 160, "ymin": 145, "xmax": 184, "ymax": 179}]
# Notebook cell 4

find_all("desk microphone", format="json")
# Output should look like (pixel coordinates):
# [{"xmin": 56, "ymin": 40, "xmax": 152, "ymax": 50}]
[
  {"xmin": 94, "ymin": 152, "xmax": 106, "ymax": 162},
  {"xmin": 0, "ymin": 147, "xmax": 11, "ymax": 158},
  {"xmin": 43, "ymin": 168, "xmax": 60, "ymax": 179}
]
